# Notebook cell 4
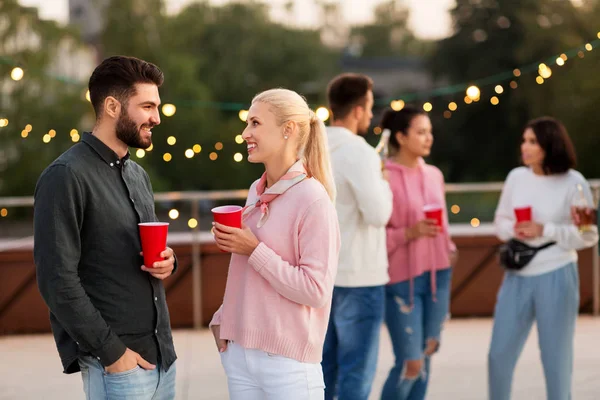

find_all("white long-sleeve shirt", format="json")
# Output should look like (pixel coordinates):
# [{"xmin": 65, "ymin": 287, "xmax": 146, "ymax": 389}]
[
  {"xmin": 327, "ymin": 126, "xmax": 393, "ymax": 287},
  {"xmin": 494, "ymin": 167, "xmax": 598, "ymax": 276}
]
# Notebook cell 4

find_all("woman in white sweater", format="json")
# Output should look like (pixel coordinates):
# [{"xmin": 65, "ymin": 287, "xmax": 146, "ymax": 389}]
[{"xmin": 488, "ymin": 117, "xmax": 598, "ymax": 400}]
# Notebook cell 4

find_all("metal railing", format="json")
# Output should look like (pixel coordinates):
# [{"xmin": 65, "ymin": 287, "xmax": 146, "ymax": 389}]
[{"xmin": 2, "ymin": 180, "xmax": 600, "ymax": 325}]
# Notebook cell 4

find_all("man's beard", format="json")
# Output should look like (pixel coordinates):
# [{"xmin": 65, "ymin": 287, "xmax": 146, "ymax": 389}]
[{"xmin": 116, "ymin": 110, "xmax": 152, "ymax": 149}]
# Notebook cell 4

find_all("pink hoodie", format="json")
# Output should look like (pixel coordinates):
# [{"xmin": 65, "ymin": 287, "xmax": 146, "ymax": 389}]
[{"xmin": 385, "ymin": 158, "xmax": 455, "ymax": 293}]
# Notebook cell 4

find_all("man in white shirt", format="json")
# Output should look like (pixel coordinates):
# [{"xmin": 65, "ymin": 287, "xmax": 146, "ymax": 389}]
[{"xmin": 322, "ymin": 73, "xmax": 393, "ymax": 400}]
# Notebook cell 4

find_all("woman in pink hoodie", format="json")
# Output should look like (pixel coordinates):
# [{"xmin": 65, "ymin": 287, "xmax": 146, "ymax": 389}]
[
  {"xmin": 379, "ymin": 106, "xmax": 456, "ymax": 400},
  {"xmin": 209, "ymin": 88, "xmax": 341, "ymax": 400}
]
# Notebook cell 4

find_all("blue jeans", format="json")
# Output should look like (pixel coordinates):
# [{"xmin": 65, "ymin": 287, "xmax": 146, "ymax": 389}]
[
  {"xmin": 322, "ymin": 285, "xmax": 385, "ymax": 400},
  {"xmin": 381, "ymin": 268, "xmax": 452, "ymax": 400},
  {"xmin": 78, "ymin": 355, "xmax": 176, "ymax": 400},
  {"xmin": 488, "ymin": 263, "xmax": 579, "ymax": 400}
]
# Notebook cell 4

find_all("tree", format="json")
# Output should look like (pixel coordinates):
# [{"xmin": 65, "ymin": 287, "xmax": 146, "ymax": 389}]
[
  {"xmin": 0, "ymin": 0, "xmax": 92, "ymax": 196},
  {"xmin": 429, "ymin": 0, "xmax": 600, "ymax": 182}
]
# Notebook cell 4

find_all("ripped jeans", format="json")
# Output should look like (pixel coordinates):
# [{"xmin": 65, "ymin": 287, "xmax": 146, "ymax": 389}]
[{"xmin": 381, "ymin": 268, "xmax": 452, "ymax": 400}]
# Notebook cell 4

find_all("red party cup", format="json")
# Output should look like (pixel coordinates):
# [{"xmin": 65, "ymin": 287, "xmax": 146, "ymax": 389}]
[
  {"xmin": 211, "ymin": 205, "xmax": 243, "ymax": 228},
  {"xmin": 138, "ymin": 222, "xmax": 169, "ymax": 268},
  {"xmin": 423, "ymin": 204, "xmax": 443, "ymax": 227},
  {"xmin": 514, "ymin": 206, "xmax": 532, "ymax": 222}
]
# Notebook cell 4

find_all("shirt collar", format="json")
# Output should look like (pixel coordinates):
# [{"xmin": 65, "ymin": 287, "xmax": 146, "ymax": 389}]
[{"xmin": 82, "ymin": 132, "xmax": 131, "ymax": 168}]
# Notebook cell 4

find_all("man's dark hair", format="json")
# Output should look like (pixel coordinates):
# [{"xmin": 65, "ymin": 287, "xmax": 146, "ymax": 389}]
[
  {"xmin": 88, "ymin": 55, "xmax": 164, "ymax": 118},
  {"xmin": 326, "ymin": 73, "xmax": 373, "ymax": 120},
  {"xmin": 525, "ymin": 116, "xmax": 577, "ymax": 175}
]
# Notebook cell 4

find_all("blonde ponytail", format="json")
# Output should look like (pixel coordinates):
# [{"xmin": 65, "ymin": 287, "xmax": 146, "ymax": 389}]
[
  {"xmin": 251, "ymin": 88, "xmax": 336, "ymax": 201},
  {"xmin": 305, "ymin": 113, "xmax": 336, "ymax": 201}
]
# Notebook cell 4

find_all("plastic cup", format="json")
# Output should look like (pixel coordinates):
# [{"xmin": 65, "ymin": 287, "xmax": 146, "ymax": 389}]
[
  {"xmin": 211, "ymin": 205, "xmax": 243, "ymax": 252},
  {"xmin": 138, "ymin": 222, "xmax": 169, "ymax": 268},
  {"xmin": 423, "ymin": 204, "xmax": 443, "ymax": 227},
  {"xmin": 211, "ymin": 205, "xmax": 243, "ymax": 228},
  {"xmin": 514, "ymin": 206, "xmax": 532, "ymax": 223}
]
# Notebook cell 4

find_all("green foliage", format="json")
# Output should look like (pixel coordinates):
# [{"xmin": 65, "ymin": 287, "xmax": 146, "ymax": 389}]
[{"xmin": 429, "ymin": 0, "xmax": 600, "ymax": 182}]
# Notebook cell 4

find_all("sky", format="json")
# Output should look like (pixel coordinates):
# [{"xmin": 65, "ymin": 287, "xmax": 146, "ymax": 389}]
[{"xmin": 18, "ymin": 0, "xmax": 455, "ymax": 40}]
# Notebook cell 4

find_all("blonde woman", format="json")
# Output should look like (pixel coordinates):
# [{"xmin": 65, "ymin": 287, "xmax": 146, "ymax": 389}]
[{"xmin": 210, "ymin": 89, "xmax": 341, "ymax": 399}]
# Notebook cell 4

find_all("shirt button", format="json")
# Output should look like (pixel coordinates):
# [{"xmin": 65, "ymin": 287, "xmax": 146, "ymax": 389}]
[
  {"xmin": 97, "ymin": 357, "xmax": 101, "ymax": 361},
  {"xmin": 109, "ymin": 163, "xmax": 114, "ymax": 167},
  {"xmin": 154, "ymin": 297, "xmax": 158, "ymax": 301},
  {"xmin": 116, "ymin": 160, "xmax": 120, "ymax": 164},
  {"xmin": 155, "ymin": 329, "xmax": 158, "ymax": 334}
]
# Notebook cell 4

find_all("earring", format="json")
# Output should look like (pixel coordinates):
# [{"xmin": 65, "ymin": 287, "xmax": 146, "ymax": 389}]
[{"xmin": 284, "ymin": 135, "xmax": 288, "ymax": 140}]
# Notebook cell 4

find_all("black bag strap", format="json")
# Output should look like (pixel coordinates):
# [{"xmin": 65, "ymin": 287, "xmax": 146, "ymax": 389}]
[{"xmin": 533, "ymin": 241, "xmax": 556, "ymax": 251}]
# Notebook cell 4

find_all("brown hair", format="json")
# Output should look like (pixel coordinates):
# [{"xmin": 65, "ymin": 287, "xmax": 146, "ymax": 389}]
[
  {"xmin": 326, "ymin": 73, "xmax": 373, "ymax": 121},
  {"xmin": 88, "ymin": 55, "xmax": 164, "ymax": 118},
  {"xmin": 525, "ymin": 117, "xmax": 576, "ymax": 175}
]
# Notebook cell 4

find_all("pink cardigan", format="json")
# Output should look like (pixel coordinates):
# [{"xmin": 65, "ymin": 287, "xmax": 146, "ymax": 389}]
[
  {"xmin": 385, "ymin": 159, "xmax": 455, "ymax": 288},
  {"xmin": 210, "ymin": 177, "xmax": 340, "ymax": 363}
]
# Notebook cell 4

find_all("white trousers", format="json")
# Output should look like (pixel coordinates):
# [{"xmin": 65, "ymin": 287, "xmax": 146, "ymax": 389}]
[{"xmin": 220, "ymin": 341, "xmax": 325, "ymax": 400}]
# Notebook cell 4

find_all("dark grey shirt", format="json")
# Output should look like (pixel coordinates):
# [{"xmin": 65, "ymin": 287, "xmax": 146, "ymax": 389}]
[{"xmin": 33, "ymin": 132, "xmax": 176, "ymax": 374}]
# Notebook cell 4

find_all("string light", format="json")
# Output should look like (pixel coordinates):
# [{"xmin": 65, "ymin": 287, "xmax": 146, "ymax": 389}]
[
  {"xmin": 43, "ymin": 134, "xmax": 51, "ymax": 143},
  {"xmin": 464, "ymin": 96, "xmax": 473, "ymax": 104},
  {"xmin": 578, "ymin": 51, "xmax": 585, "ymax": 58},
  {"xmin": 490, "ymin": 96, "xmax": 500, "ymax": 105},
  {"xmin": 0, "ymin": 119, "xmax": 8, "ymax": 127},
  {"xmin": 136, "ymin": 149, "xmax": 146, "ymax": 158},
  {"xmin": 25, "ymin": 124, "xmax": 32, "ymax": 132},
  {"xmin": 215, "ymin": 142, "xmax": 224, "ymax": 150},
  {"xmin": 48, "ymin": 129, "xmax": 56, "ymax": 138},
  {"xmin": 163, "ymin": 153, "xmax": 172, "ymax": 162},
  {"xmin": 560, "ymin": 53, "xmax": 568, "ymax": 61},
  {"xmin": 0, "ymin": 208, "xmax": 7, "ymax": 217},
  {"xmin": 169, "ymin": 209, "xmax": 179, "ymax": 219},
  {"xmin": 193, "ymin": 144, "xmax": 202, "ymax": 153},
  {"xmin": 162, "ymin": 104, "xmax": 176, "ymax": 117},
  {"xmin": 70, "ymin": 129, "xmax": 78, "ymax": 137},
  {"xmin": 147, "ymin": 143, "xmax": 154, "ymax": 151},
  {"xmin": 538, "ymin": 63, "xmax": 552, "ymax": 79},
  {"xmin": 471, "ymin": 218, "xmax": 481, "ymax": 227},
  {"xmin": 448, "ymin": 102, "xmax": 457, "ymax": 111},
  {"xmin": 585, "ymin": 43, "xmax": 593, "ymax": 51},
  {"xmin": 209, "ymin": 152, "xmax": 218, "ymax": 161},
  {"xmin": 235, "ymin": 135, "xmax": 244, "ymax": 144},
  {"xmin": 466, "ymin": 85, "xmax": 480, "ymax": 100},
  {"xmin": 11, "ymin": 67, "xmax": 24, "ymax": 81},
  {"xmin": 238, "ymin": 110, "xmax": 249, "ymax": 122},
  {"xmin": 510, "ymin": 81, "xmax": 518, "ymax": 89},
  {"xmin": 374, "ymin": 127, "xmax": 382, "ymax": 135},
  {"xmin": 21, "ymin": 130, "xmax": 28, "ymax": 138},
  {"xmin": 536, "ymin": 76, "xmax": 545, "ymax": 84},
  {"xmin": 451, "ymin": 205, "xmax": 460, "ymax": 214},
  {"xmin": 71, "ymin": 133, "xmax": 80, "ymax": 142},
  {"xmin": 167, "ymin": 136, "xmax": 176, "ymax": 145},
  {"xmin": 188, "ymin": 218, "xmax": 198, "ymax": 229},
  {"xmin": 390, "ymin": 100, "xmax": 405, "ymax": 111},
  {"xmin": 494, "ymin": 85, "xmax": 504, "ymax": 94},
  {"xmin": 85, "ymin": 90, "xmax": 91, "ymax": 102},
  {"xmin": 443, "ymin": 111, "xmax": 452, "ymax": 119},
  {"xmin": 185, "ymin": 149, "xmax": 194, "ymax": 158},
  {"xmin": 316, "ymin": 106, "xmax": 330, "ymax": 122},
  {"xmin": 513, "ymin": 69, "xmax": 521, "ymax": 77},
  {"xmin": 556, "ymin": 57, "xmax": 565, "ymax": 66},
  {"xmin": 423, "ymin": 102, "xmax": 433, "ymax": 112},
  {"xmin": 234, "ymin": 153, "xmax": 243, "ymax": 162}
]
